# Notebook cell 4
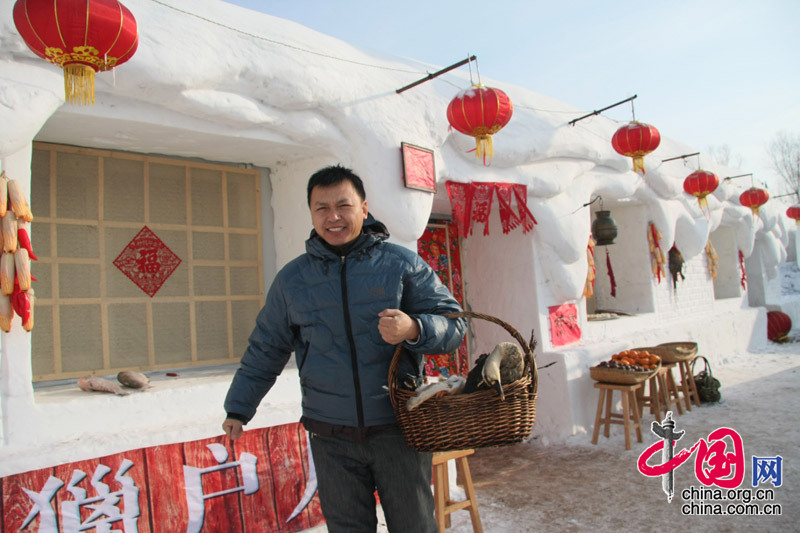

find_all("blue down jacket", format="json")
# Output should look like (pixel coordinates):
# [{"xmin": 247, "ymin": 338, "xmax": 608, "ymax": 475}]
[{"xmin": 224, "ymin": 218, "xmax": 466, "ymax": 427}]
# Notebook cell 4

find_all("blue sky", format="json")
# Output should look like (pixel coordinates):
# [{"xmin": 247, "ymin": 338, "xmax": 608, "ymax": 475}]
[{"xmin": 225, "ymin": 1, "xmax": 799, "ymax": 191}]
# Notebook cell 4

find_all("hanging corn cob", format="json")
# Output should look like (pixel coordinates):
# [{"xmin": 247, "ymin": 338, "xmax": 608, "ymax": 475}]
[
  {"xmin": 15, "ymin": 248, "xmax": 31, "ymax": 291},
  {"xmin": 705, "ymin": 240, "xmax": 719, "ymax": 279},
  {"xmin": 0, "ymin": 252, "xmax": 15, "ymax": 295},
  {"xmin": 583, "ymin": 236, "xmax": 596, "ymax": 298},
  {"xmin": 0, "ymin": 293, "xmax": 13, "ymax": 332},
  {"xmin": 7, "ymin": 178, "xmax": 32, "ymax": 222},
  {"xmin": 0, "ymin": 171, "xmax": 36, "ymax": 331},
  {"xmin": 647, "ymin": 222, "xmax": 666, "ymax": 283},
  {"xmin": 2, "ymin": 210, "xmax": 17, "ymax": 253},
  {"xmin": 0, "ymin": 171, "xmax": 7, "ymax": 217}
]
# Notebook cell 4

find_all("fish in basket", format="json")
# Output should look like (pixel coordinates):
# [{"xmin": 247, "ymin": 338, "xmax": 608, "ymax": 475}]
[{"xmin": 388, "ymin": 311, "xmax": 538, "ymax": 452}]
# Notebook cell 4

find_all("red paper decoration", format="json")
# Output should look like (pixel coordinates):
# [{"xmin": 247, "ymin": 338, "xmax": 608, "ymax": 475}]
[
  {"xmin": 470, "ymin": 182, "xmax": 495, "ymax": 236},
  {"xmin": 611, "ymin": 122, "xmax": 661, "ymax": 174},
  {"xmin": 767, "ymin": 310, "xmax": 792, "ymax": 342},
  {"xmin": 113, "ymin": 226, "xmax": 181, "ymax": 297},
  {"xmin": 447, "ymin": 85, "xmax": 513, "ymax": 163},
  {"xmin": 786, "ymin": 205, "xmax": 800, "ymax": 225},
  {"xmin": 683, "ymin": 170, "xmax": 720, "ymax": 208},
  {"xmin": 739, "ymin": 187, "xmax": 769, "ymax": 216},
  {"xmin": 548, "ymin": 303, "xmax": 581, "ymax": 347},
  {"xmin": 445, "ymin": 181, "xmax": 536, "ymax": 237},
  {"xmin": 13, "ymin": 0, "xmax": 139, "ymax": 105}
]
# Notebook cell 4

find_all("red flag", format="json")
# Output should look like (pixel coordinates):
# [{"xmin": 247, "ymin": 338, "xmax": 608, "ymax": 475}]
[
  {"xmin": 495, "ymin": 183, "xmax": 521, "ymax": 234},
  {"xmin": 446, "ymin": 181, "xmax": 472, "ymax": 237},
  {"xmin": 512, "ymin": 184, "xmax": 537, "ymax": 233},
  {"xmin": 471, "ymin": 182, "xmax": 495, "ymax": 236}
]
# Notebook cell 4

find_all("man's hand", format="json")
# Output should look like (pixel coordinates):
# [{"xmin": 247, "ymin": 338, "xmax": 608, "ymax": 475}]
[
  {"xmin": 378, "ymin": 309, "xmax": 419, "ymax": 345},
  {"xmin": 222, "ymin": 418, "xmax": 244, "ymax": 440}
]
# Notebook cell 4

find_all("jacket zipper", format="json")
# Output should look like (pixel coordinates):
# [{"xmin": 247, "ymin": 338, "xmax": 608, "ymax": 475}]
[{"xmin": 340, "ymin": 255, "xmax": 365, "ymax": 427}]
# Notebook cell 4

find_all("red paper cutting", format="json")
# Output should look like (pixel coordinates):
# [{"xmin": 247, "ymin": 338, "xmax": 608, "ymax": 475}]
[
  {"xmin": 446, "ymin": 181, "xmax": 472, "ymax": 237},
  {"xmin": 512, "ymin": 184, "xmax": 537, "ymax": 233},
  {"xmin": 549, "ymin": 303, "xmax": 581, "ymax": 347},
  {"xmin": 471, "ymin": 182, "xmax": 495, "ymax": 236},
  {"xmin": 495, "ymin": 183, "xmax": 521, "ymax": 234},
  {"xmin": 113, "ymin": 226, "xmax": 181, "ymax": 297}
]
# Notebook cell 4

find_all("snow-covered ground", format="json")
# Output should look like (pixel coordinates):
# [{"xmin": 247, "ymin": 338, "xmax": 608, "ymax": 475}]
[{"xmin": 308, "ymin": 340, "xmax": 799, "ymax": 532}]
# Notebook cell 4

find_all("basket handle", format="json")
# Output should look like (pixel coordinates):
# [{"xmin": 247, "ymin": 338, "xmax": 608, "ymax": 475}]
[
  {"xmin": 388, "ymin": 310, "xmax": 538, "ymax": 408},
  {"xmin": 691, "ymin": 355, "xmax": 712, "ymax": 376}
]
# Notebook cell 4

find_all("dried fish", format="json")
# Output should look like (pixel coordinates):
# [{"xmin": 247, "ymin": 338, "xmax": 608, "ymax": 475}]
[
  {"xmin": 78, "ymin": 375, "xmax": 130, "ymax": 396},
  {"xmin": 117, "ymin": 370, "xmax": 151, "ymax": 389}
]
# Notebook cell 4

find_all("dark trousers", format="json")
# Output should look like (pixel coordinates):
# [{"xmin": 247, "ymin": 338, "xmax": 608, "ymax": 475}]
[{"xmin": 309, "ymin": 426, "xmax": 436, "ymax": 532}]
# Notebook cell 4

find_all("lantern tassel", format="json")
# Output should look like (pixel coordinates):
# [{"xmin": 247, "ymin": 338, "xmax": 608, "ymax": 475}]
[
  {"xmin": 63, "ymin": 64, "xmax": 96, "ymax": 106},
  {"xmin": 474, "ymin": 135, "xmax": 494, "ymax": 166},
  {"xmin": 632, "ymin": 156, "xmax": 646, "ymax": 174}
]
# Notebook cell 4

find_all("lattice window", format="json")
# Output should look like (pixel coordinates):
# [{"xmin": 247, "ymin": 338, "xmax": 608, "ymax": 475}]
[{"xmin": 29, "ymin": 143, "xmax": 264, "ymax": 381}]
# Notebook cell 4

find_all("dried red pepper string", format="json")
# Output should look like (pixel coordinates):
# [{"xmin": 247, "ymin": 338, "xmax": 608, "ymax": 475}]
[
  {"xmin": 739, "ymin": 250, "xmax": 747, "ymax": 289},
  {"xmin": 606, "ymin": 248, "xmax": 616, "ymax": 297},
  {"xmin": 650, "ymin": 223, "xmax": 663, "ymax": 284}
]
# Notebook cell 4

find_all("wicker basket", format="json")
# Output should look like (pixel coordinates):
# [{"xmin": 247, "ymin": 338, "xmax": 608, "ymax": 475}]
[
  {"xmin": 589, "ymin": 362, "xmax": 660, "ymax": 384},
  {"xmin": 388, "ymin": 311, "xmax": 537, "ymax": 452},
  {"xmin": 655, "ymin": 342, "xmax": 698, "ymax": 363}
]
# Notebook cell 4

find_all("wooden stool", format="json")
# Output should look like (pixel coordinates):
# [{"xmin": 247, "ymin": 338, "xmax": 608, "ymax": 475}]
[
  {"xmin": 432, "ymin": 449, "xmax": 482, "ymax": 533},
  {"xmin": 591, "ymin": 382, "xmax": 643, "ymax": 450},
  {"xmin": 636, "ymin": 367, "xmax": 671, "ymax": 420},
  {"xmin": 662, "ymin": 363, "xmax": 684, "ymax": 415},
  {"xmin": 676, "ymin": 358, "xmax": 701, "ymax": 409}
]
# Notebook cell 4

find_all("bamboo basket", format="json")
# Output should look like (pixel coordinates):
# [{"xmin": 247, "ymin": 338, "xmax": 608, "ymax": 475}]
[
  {"xmin": 589, "ymin": 362, "xmax": 661, "ymax": 385},
  {"xmin": 388, "ymin": 311, "xmax": 538, "ymax": 452},
  {"xmin": 655, "ymin": 341, "xmax": 698, "ymax": 363}
]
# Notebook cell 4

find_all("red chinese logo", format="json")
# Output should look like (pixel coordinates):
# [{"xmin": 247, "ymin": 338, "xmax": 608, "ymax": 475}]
[
  {"xmin": 638, "ymin": 426, "xmax": 746, "ymax": 489},
  {"xmin": 113, "ymin": 226, "xmax": 181, "ymax": 297}
]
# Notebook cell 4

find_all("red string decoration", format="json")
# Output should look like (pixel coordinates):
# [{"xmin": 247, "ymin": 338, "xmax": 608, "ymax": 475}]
[
  {"xmin": 739, "ymin": 250, "xmax": 747, "ymax": 290},
  {"xmin": 606, "ymin": 248, "xmax": 616, "ymax": 297},
  {"xmin": 495, "ymin": 183, "xmax": 521, "ymax": 234}
]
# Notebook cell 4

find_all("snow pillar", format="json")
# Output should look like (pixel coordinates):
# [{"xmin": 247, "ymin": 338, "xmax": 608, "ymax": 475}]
[{"xmin": 0, "ymin": 144, "xmax": 36, "ymax": 446}]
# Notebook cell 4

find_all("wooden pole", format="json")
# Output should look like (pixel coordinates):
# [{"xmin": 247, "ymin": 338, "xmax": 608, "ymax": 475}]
[
  {"xmin": 568, "ymin": 94, "xmax": 637, "ymax": 126},
  {"xmin": 396, "ymin": 55, "xmax": 477, "ymax": 94}
]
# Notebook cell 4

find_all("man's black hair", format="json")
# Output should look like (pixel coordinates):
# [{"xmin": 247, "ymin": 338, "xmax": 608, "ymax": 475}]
[{"xmin": 307, "ymin": 165, "xmax": 366, "ymax": 205}]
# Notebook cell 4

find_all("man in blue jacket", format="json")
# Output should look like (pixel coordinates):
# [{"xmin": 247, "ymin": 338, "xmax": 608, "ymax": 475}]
[{"xmin": 223, "ymin": 165, "xmax": 466, "ymax": 532}]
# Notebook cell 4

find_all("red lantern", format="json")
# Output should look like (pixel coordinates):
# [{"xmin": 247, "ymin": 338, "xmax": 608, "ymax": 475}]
[
  {"xmin": 683, "ymin": 170, "xmax": 720, "ymax": 209},
  {"xmin": 611, "ymin": 122, "xmax": 661, "ymax": 174},
  {"xmin": 767, "ymin": 310, "xmax": 792, "ymax": 342},
  {"xmin": 447, "ymin": 85, "xmax": 513, "ymax": 163},
  {"xmin": 13, "ymin": 0, "xmax": 139, "ymax": 105},
  {"xmin": 739, "ymin": 187, "xmax": 769, "ymax": 216},
  {"xmin": 787, "ymin": 205, "xmax": 800, "ymax": 225}
]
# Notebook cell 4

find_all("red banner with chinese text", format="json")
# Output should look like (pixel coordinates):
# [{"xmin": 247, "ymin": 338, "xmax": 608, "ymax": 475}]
[{"xmin": 1, "ymin": 423, "xmax": 324, "ymax": 533}]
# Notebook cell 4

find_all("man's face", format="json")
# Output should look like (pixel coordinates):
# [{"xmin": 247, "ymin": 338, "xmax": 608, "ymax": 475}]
[{"xmin": 309, "ymin": 180, "xmax": 368, "ymax": 247}]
